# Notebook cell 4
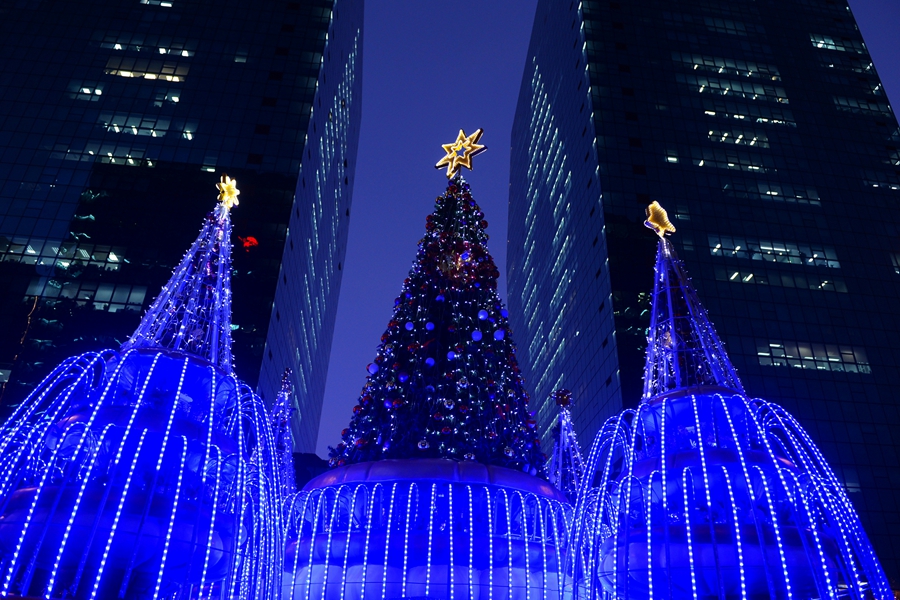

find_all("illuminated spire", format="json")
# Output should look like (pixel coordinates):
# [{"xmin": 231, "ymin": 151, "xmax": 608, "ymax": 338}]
[
  {"xmin": 546, "ymin": 389, "xmax": 584, "ymax": 501},
  {"xmin": 642, "ymin": 203, "xmax": 744, "ymax": 401},
  {"xmin": 272, "ymin": 369, "xmax": 297, "ymax": 495},
  {"xmin": 122, "ymin": 174, "xmax": 237, "ymax": 372}
]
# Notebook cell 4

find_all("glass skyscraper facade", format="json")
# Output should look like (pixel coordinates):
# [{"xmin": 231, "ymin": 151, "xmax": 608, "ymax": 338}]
[
  {"xmin": 257, "ymin": 1, "xmax": 363, "ymax": 452},
  {"xmin": 509, "ymin": 0, "xmax": 900, "ymax": 587},
  {"xmin": 0, "ymin": 0, "xmax": 363, "ymax": 454}
]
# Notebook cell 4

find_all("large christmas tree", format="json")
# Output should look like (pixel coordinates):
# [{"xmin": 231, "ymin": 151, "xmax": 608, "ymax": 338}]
[{"xmin": 330, "ymin": 130, "xmax": 545, "ymax": 475}]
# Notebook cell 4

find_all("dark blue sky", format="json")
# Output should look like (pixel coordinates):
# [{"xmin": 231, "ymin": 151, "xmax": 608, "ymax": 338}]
[{"xmin": 316, "ymin": 0, "xmax": 900, "ymax": 457}]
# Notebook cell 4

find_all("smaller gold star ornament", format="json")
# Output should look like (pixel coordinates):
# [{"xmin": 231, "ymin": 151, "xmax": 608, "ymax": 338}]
[
  {"xmin": 644, "ymin": 201, "xmax": 676, "ymax": 237},
  {"xmin": 216, "ymin": 174, "xmax": 240, "ymax": 211},
  {"xmin": 435, "ymin": 128, "xmax": 487, "ymax": 178}
]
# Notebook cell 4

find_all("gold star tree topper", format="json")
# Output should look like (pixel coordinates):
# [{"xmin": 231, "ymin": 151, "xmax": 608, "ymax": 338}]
[
  {"xmin": 216, "ymin": 174, "xmax": 240, "ymax": 211},
  {"xmin": 435, "ymin": 128, "xmax": 487, "ymax": 178},
  {"xmin": 644, "ymin": 201, "xmax": 676, "ymax": 237}
]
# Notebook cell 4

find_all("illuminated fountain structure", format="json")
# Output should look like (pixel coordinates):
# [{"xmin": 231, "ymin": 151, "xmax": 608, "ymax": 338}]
[
  {"xmin": 283, "ymin": 459, "xmax": 570, "ymax": 600},
  {"xmin": 282, "ymin": 136, "xmax": 572, "ymax": 600},
  {"xmin": 0, "ymin": 177, "xmax": 282, "ymax": 600},
  {"xmin": 570, "ymin": 203, "xmax": 890, "ymax": 599}
]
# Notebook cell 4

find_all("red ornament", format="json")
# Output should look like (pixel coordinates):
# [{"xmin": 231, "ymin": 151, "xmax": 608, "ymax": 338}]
[
  {"xmin": 441, "ymin": 427, "xmax": 452, "ymax": 435},
  {"xmin": 238, "ymin": 235, "xmax": 259, "ymax": 252}
]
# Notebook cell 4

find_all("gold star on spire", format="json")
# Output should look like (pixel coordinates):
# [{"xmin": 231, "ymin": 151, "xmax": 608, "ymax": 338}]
[
  {"xmin": 435, "ymin": 128, "xmax": 487, "ymax": 178},
  {"xmin": 216, "ymin": 174, "xmax": 240, "ymax": 211},
  {"xmin": 644, "ymin": 201, "xmax": 676, "ymax": 237}
]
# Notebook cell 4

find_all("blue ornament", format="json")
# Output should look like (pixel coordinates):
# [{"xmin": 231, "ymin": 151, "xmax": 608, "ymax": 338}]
[
  {"xmin": 478, "ymin": 310, "xmax": 488, "ymax": 320},
  {"xmin": 471, "ymin": 330, "xmax": 483, "ymax": 341},
  {"xmin": 367, "ymin": 363, "xmax": 379, "ymax": 374},
  {"xmin": 494, "ymin": 330, "xmax": 505, "ymax": 340},
  {"xmin": 501, "ymin": 309, "xmax": 509, "ymax": 318},
  {"xmin": 398, "ymin": 371, "xmax": 409, "ymax": 382},
  {"xmin": 447, "ymin": 351, "xmax": 456, "ymax": 360},
  {"xmin": 426, "ymin": 322, "xmax": 435, "ymax": 331},
  {"xmin": 405, "ymin": 322, "xmax": 414, "ymax": 331},
  {"xmin": 384, "ymin": 399, "xmax": 393, "ymax": 409},
  {"xmin": 425, "ymin": 357, "xmax": 435, "ymax": 367},
  {"xmin": 436, "ymin": 294, "xmax": 445, "ymax": 302}
]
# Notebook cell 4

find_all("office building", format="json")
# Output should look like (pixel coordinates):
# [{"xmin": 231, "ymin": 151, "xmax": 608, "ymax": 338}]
[
  {"xmin": 257, "ymin": 0, "xmax": 362, "ymax": 452},
  {"xmin": 509, "ymin": 0, "xmax": 900, "ymax": 585},
  {"xmin": 0, "ymin": 0, "xmax": 363, "ymax": 454}
]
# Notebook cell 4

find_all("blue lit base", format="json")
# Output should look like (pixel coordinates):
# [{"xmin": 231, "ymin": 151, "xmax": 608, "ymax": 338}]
[
  {"xmin": 283, "ymin": 459, "xmax": 573, "ymax": 600},
  {"xmin": 574, "ymin": 388, "xmax": 890, "ymax": 600},
  {"xmin": 0, "ymin": 348, "xmax": 281, "ymax": 600}
]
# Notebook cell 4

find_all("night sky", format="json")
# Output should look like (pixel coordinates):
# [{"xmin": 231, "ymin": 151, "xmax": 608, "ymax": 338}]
[{"xmin": 315, "ymin": 0, "xmax": 900, "ymax": 457}]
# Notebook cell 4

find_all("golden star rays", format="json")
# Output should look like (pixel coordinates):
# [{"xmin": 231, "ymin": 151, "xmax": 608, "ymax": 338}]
[{"xmin": 435, "ymin": 128, "xmax": 487, "ymax": 178}]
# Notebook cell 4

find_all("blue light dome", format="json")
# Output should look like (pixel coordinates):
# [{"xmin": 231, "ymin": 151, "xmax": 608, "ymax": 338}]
[
  {"xmin": 283, "ymin": 458, "xmax": 571, "ymax": 600},
  {"xmin": 572, "ymin": 223, "xmax": 890, "ymax": 599},
  {"xmin": 0, "ymin": 183, "xmax": 283, "ymax": 600}
]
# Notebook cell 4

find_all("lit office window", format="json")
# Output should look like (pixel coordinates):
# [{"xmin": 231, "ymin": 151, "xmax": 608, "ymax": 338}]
[
  {"xmin": 709, "ymin": 235, "xmax": 840, "ymax": 268},
  {"xmin": 714, "ymin": 267, "xmax": 847, "ymax": 292},
  {"xmin": 757, "ymin": 340, "xmax": 871, "ymax": 374}
]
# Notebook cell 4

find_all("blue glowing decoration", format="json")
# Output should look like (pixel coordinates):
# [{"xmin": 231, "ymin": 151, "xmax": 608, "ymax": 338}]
[
  {"xmin": 546, "ymin": 389, "xmax": 584, "ymax": 503},
  {"xmin": 282, "ymin": 459, "xmax": 571, "ymax": 600},
  {"xmin": 271, "ymin": 369, "xmax": 298, "ymax": 497},
  {"xmin": 571, "ymin": 230, "xmax": 890, "ymax": 599},
  {"xmin": 0, "ymin": 181, "xmax": 283, "ymax": 599}
]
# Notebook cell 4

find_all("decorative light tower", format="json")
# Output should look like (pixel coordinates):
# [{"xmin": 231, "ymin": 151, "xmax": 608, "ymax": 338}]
[
  {"xmin": 547, "ymin": 389, "xmax": 585, "ymax": 503},
  {"xmin": 570, "ymin": 202, "xmax": 890, "ymax": 599},
  {"xmin": 271, "ymin": 370, "xmax": 297, "ymax": 497},
  {"xmin": 0, "ymin": 176, "xmax": 283, "ymax": 600},
  {"xmin": 282, "ymin": 131, "xmax": 572, "ymax": 600}
]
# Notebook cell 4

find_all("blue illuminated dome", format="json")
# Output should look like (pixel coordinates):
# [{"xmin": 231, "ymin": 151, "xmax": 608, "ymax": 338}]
[
  {"xmin": 571, "ymin": 211, "xmax": 890, "ymax": 599},
  {"xmin": 0, "ymin": 179, "xmax": 283, "ymax": 599}
]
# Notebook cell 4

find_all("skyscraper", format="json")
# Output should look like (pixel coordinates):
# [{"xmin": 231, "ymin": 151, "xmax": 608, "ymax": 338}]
[
  {"xmin": 257, "ymin": 0, "xmax": 363, "ymax": 452},
  {"xmin": 0, "ymin": 0, "xmax": 363, "ymax": 454},
  {"xmin": 509, "ymin": 0, "xmax": 900, "ymax": 586}
]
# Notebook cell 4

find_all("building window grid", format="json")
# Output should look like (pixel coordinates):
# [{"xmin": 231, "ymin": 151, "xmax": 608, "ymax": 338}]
[
  {"xmin": 0, "ymin": 236, "xmax": 127, "ymax": 272},
  {"xmin": 673, "ymin": 52, "xmax": 781, "ymax": 80},
  {"xmin": 722, "ymin": 181, "xmax": 821, "ymax": 206},
  {"xmin": 757, "ymin": 340, "xmax": 871, "ymax": 374},
  {"xmin": 708, "ymin": 234, "xmax": 840, "ymax": 268},
  {"xmin": 810, "ymin": 34, "xmax": 867, "ymax": 55},
  {"xmin": 714, "ymin": 266, "xmax": 847, "ymax": 292},
  {"xmin": 707, "ymin": 128, "xmax": 770, "ymax": 148},
  {"xmin": 678, "ymin": 74, "xmax": 789, "ymax": 104}
]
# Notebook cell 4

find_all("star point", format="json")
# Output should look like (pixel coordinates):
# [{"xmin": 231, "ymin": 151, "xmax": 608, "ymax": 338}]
[
  {"xmin": 216, "ymin": 174, "xmax": 240, "ymax": 211},
  {"xmin": 644, "ymin": 201, "xmax": 676, "ymax": 237},
  {"xmin": 435, "ymin": 128, "xmax": 487, "ymax": 178}
]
